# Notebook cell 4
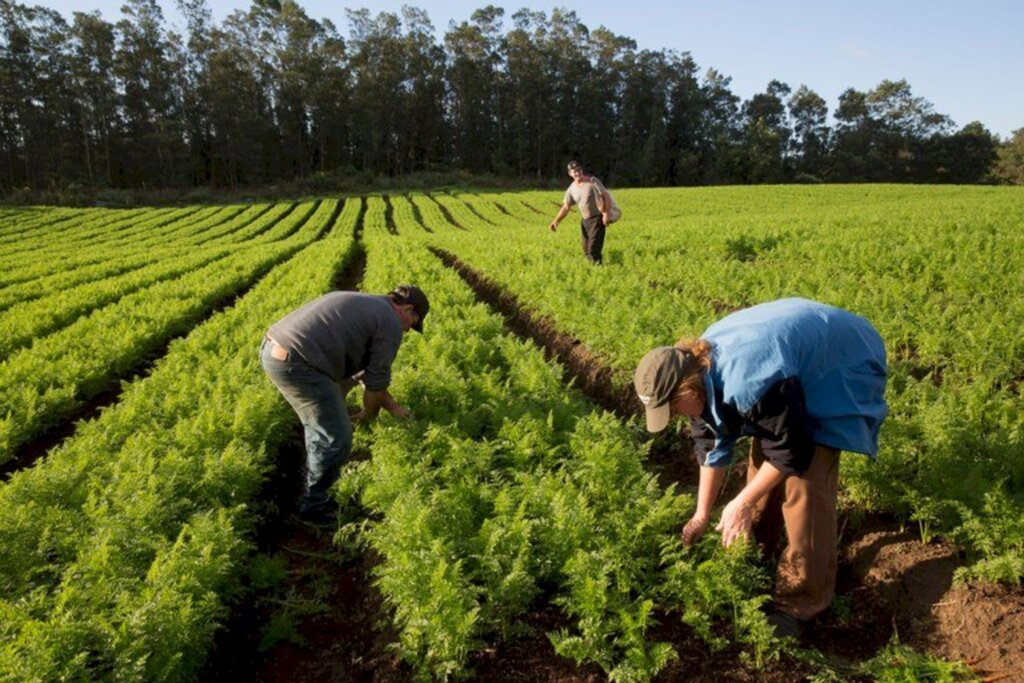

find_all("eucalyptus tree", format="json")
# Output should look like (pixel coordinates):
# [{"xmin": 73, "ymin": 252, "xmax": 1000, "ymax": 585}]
[
  {"xmin": 114, "ymin": 0, "xmax": 185, "ymax": 187},
  {"xmin": 739, "ymin": 79, "xmax": 791, "ymax": 183},
  {"xmin": 663, "ymin": 51, "xmax": 705, "ymax": 185},
  {"xmin": 615, "ymin": 49, "xmax": 671, "ymax": 184},
  {"xmin": 346, "ymin": 9, "xmax": 408, "ymax": 173},
  {"xmin": 787, "ymin": 85, "xmax": 829, "ymax": 180},
  {"xmin": 175, "ymin": 0, "xmax": 214, "ymax": 185},
  {"xmin": 830, "ymin": 87, "xmax": 875, "ymax": 180},
  {"xmin": 206, "ymin": 7, "xmax": 277, "ymax": 186},
  {"xmin": 398, "ymin": 6, "xmax": 447, "ymax": 174},
  {"xmin": 69, "ymin": 10, "xmax": 119, "ymax": 186},
  {"xmin": 584, "ymin": 27, "xmax": 633, "ymax": 181},
  {"xmin": 993, "ymin": 128, "xmax": 1024, "ymax": 185},
  {"xmin": 699, "ymin": 68, "xmax": 742, "ymax": 184},
  {"xmin": 541, "ymin": 9, "xmax": 597, "ymax": 175},
  {"xmin": 445, "ymin": 6, "xmax": 504, "ymax": 173},
  {"xmin": 499, "ymin": 9, "xmax": 550, "ymax": 176},
  {"xmin": 925, "ymin": 120, "xmax": 998, "ymax": 184},
  {"xmin": 0, "ymin": 1, "xmax": 76, "ymax": 188}
]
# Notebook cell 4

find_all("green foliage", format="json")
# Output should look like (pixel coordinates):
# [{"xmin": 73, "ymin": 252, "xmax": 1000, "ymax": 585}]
[
  {"xmin": 858, "ymin": 639, "xmax": 978, "ymax": 682},
  {"xmin": 343, "ymin": 212, "xmax": 774, "ymax": 681},
  {"xmin": 427, "ymin": 185, "xmax": 1024, "ymax": 583},
  {"xmin": 0, "ymin": 198, "xmax": 359, "ymax": 680},
  {"xmin": 953, "ymin": 485, "xmax": 1024, "ymax": 585},
  {"xmin": 0, "ymin": 201, "xmax": 324, "ymax": 463},
  {"xmin": 4, "ymin": 183, "xmax": 1022, "ymax": 681}
]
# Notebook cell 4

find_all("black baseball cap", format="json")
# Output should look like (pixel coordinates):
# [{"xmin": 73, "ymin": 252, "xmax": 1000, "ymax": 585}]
[{"xmin": 390, "ymin": 284, "xmax": 430, "ymax": 333}]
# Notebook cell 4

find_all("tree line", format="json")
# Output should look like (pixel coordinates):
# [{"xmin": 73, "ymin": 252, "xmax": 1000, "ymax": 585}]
[{"xmin": 1, "ymin": 0, "xmax": 1020, "ymax": 192}]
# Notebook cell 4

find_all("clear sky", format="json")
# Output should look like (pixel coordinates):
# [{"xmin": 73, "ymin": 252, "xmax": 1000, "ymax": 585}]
[{"xmin": 35, "ymin": 0, "xmax": 1024, "ymax": 139}]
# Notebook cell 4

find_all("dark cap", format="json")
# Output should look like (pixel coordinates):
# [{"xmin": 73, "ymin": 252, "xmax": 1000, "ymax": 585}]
[
  {"xmin": 633, "ymin": 346, "xmax": 691, "ymax": 432},
  {"xmin": 567, "ymin": 160, "xmax": 583, "ymax": 172},
  {"xmin": 390, "ymin": 284, "xmax": 430, "ymax": 333}
]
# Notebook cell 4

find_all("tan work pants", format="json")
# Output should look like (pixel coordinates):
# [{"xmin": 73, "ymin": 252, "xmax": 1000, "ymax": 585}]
[{"xmin": 747, "ymin": 440, "xmax": 840, "ymax": 621}]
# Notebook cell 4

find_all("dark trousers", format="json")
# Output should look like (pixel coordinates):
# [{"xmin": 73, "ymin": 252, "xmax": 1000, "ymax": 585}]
[{"xmin": 580, "ymin": 215, "xmax": 606, "ymax": 264}]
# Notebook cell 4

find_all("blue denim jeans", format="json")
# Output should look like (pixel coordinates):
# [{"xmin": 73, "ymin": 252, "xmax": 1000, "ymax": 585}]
[{"xmin": 261, "ymin": 338, "xmax": 352, "ymax": 513}]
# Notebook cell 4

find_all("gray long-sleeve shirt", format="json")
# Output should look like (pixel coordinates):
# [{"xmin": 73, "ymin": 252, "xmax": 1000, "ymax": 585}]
[{"xmin": 267, "ymin": 292, "xmax": 403, "ymax": 391}]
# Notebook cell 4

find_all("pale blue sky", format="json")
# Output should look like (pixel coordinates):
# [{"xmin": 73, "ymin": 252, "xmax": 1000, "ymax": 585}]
[{"xmin": 36, "ymin": 0, "xmax": 1024, "ymax": 138}]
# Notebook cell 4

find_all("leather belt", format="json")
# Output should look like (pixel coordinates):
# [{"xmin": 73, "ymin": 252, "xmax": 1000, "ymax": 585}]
[{"xmin": 265, "ymin": 335, "xmax": 289, "ymax": 361}]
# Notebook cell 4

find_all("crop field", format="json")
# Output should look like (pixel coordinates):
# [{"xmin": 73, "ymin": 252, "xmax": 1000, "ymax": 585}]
[{"xmin": 0, "ymin": 185, "xmax": 1022, "ymax": 682}]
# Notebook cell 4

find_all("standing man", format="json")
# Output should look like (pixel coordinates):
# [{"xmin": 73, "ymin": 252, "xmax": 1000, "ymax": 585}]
[
  {"xmin": 549, "ymin": 160, "xmax": 619, "ymax": 264},
  {"xmin": 261, "ymin": 285, "xmax": 430, "ymax": 523},
  {"xmin": 633, "ymin": 298, "xmax": 888, "ymax": 639}
]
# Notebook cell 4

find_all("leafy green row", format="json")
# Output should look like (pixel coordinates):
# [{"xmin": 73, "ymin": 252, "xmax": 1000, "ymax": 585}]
[
  {"xmin": 362, "ymin": 194, "xmax": 389, "ymax": 233},
  {"xmin": 389, "ymin": 194, "xmax": 427, "ymax": 235},
  {"xmin": 340, "ymin": 211, "xmax": 778, "ymax": 681},
  {"xmin": 409, "ymin": 193, "xmax": 463, "ymax": 232},
  {"xmin": 0, "ymin": 206, "xmax": 204, "ymax": 283},
  {"xmin": 428, "ymin": 185, "xmax": 1024, "ymax": 582},
  {"xmin": 0, "ymin": 246, "xmax": 241, "ymax": 360},
  {"xmin": 0, "ymin": 206, "xmax": 185, "ymax": 264},
  {"xmin": 1, "ymin": 203, "xmax": 256, "ymax": 278},
  {"xmin": 0, "ymin": 206, "xmax": 88, "ymax": 239},
  {"xmin": 0, "ymin": 202, "xmax": 276, "ymax": 309},
  {"xmin": 52, "ymin": 205, "xmax": 244, "ymax": 259},
  {"xmin": 0, "ymin": 198, "xmax": 359, "ymax": 682},
  {"xmin": 0, "ymin": 200, "xmax": 327, "ymax": 464},
  {"xmin": 0, "ymin": 204, "xmax": 207, "ymax": 290},
  {"xmin": 450, "ymin": 191, "xmax": 510, "ymax": 226},
  {"xmin": 431, "ymin": 191, "xmax": 494, "ymax": 231},
  {"xmin": 0, "ymin": 203, "xmax": 287, "ymax": 312},
  {"xmin": 0, "ymin": 206, "xmax": 119, "ymax": 238}
]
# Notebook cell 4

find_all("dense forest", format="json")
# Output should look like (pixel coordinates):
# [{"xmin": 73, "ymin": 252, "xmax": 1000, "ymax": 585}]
[{"xmin": 1, "ymin": 0, "xmax": 1021, "ymax": 192}]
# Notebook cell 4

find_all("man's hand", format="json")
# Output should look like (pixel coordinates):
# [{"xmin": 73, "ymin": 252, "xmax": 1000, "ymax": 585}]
[
  {"xmin": 716, "ymin": 497, "xmax": 755, "ymax": 548},
  {"xmin": 601, "ymin": 211, "xmax": 611, "ymax": 226},
  {"xmin": 681, "ymin": 513, "xmax": 710, "ymax": 547},
  {"xmin": 549, "ymin": 220, "xmax": 558, "ymax": 232}
]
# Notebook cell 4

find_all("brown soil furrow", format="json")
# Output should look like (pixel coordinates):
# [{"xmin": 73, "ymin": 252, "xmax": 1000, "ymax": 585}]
[
  {"xmin": 430, "ymin": 247, "xmax": 632, "ymax": 417},
  {"xmin": 381, "ymin": 194, "xmax": 399, "ymax": 235},
  {"xmin": 203, "ymin": 196, "xmax": 407, "ymax": 682},
  {"xmin": 426, "ymin": 193, "xmax": 467, "ymax": 230},
  {"xmin": 445, "ymin": 192, "xmax": 496, "ymax": 226},
  {"xmin": 520, "ymin": 201, "xmax": 547, "ymax": 216},
  {"xmin": 404, "ymin": 193, "xmax": 432, "ymax": 233},
  {"xmin": 429, "ymin": 246, "xmax": 704, "ymax": 490}
]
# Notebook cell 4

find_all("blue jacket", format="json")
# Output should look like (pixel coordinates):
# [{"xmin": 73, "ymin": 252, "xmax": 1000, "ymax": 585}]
[{"xmin": 693, "ymin": 298, "xmax": 887, "ymax": 472}]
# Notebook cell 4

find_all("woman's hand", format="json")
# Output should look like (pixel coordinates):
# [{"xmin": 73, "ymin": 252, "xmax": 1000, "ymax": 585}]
[
  {"xmin": 681, "ymin": 513, "xmax": 710, "ymax": 546},
  {"xmin": 716, "ymin": 497, "xmax": 755, "ymax": 548},
  {"xmin": 386, "ymin": 402, "xmax": 411, "ymax": 418}
]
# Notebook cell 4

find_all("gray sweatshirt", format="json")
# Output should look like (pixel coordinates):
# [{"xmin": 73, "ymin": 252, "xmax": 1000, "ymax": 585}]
[{"xmin": 267, "ymin": 292, "xmax": 403, "ymax": 391}]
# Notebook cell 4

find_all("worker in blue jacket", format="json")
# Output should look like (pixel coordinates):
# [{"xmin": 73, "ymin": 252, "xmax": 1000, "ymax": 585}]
[{"xmin": 634, "ymin": 298, "xmax": 887, "ymax": 639}]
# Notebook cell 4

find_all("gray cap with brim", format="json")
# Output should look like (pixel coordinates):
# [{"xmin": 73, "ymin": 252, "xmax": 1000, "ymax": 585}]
[{"xmin": 634, "ymin": 346, "xmax": 690, "ymax": 432}]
